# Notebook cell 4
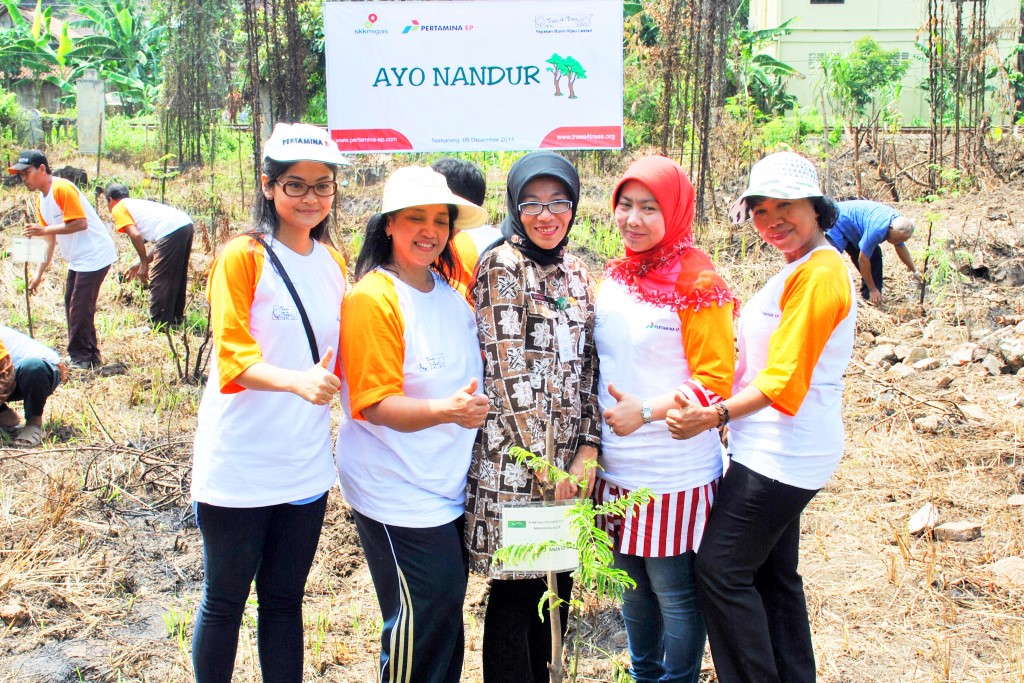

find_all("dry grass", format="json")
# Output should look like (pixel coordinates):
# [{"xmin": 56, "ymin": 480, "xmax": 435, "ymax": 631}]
[{"xmin": 0, "ymin": 147, "xmax": 1023, "ymax": 682}]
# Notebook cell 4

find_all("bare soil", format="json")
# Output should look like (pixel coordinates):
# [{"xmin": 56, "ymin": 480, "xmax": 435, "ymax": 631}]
[{"xmin": 1, "ymin": 136, "xmax": 1023, "ymax": 682}]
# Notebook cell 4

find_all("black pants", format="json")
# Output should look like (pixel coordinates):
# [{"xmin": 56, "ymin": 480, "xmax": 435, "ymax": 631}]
[
  {"xmin": 843, "ymin": 243, "xmax": 884, "ymax": 300},
  {"xmin": 150, "ymin": 224, "xmax": 194, "ymax": 326},
  {"xmin": 353, "ymin": 509, "xmax": 468, "ymax": 683},
  {"xmin": 1, "ymin": 358, "xmax": 61, "ymax": 421},
  {"xmin": 192, "ymin": 494, "xmax": 328, "ymax": 683},
  {"xmin": 694, "ymin": 461, "xmax": 819, "ymax": 683},
  {"xmin": 483, "ymin": 573, "xmax": 573, "ymax": 683},
  {"xmin": 65, "ymin": 265, "xmax": 109, "ymax": 364}
]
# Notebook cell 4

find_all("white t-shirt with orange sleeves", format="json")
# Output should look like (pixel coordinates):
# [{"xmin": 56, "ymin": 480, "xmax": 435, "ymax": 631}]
[
  {"xmin": 452, "ymin": 225, "xmax": 502, "ymax": 294},
  {"xmin": 111, "ymin": 198, "xmax": 192, "ymax": 243},
  {"xmin": 37, "ymin": 177, "xmax": 117, "ymax": 273},
  {"xmin": 335, "ymin": 269, "xmax": 484, "ymax": 528},
  {"xmin": 594, "ymin": 278, "xmax": 734, "ymax": 493},
  {"xmin": 730, "ymin": 246, "xmax": 856, "ymax": 490},
  {"xmin": 191, "ymin": 235, "xmax": 346, "ymax": 508}
]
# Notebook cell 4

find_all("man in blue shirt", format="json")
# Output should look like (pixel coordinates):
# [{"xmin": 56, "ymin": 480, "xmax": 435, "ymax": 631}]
[{"xmin": 826, "ymin": 200, "xmax": 921, "ymax": 304}]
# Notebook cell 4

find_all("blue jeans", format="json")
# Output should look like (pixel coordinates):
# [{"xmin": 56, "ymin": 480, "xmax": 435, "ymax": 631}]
[
  {"xmin": 615, "ymin": 550, "xmax": 706, "ymax": 683},
  {"xmin": 191, "ymin": 494, "xmax": 328, "ymax": 683}
]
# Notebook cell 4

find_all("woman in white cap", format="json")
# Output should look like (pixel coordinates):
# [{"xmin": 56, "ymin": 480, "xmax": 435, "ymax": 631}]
[
  {"xmin": 190, "ymin": 123, "xmax": 348, "ymax": 683},
  {"xmin": 336, "ymin": 166, "xmax": 490, "ymax": 683},
  {"xmin": 666, "ymin": 151, "xmax": 856, "ymax": 682}
]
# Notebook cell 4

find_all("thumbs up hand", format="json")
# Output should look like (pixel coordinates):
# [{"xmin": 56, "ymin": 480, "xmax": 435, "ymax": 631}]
[
  {"xmin": 666, "ymin": 391, "xmax": 715, "ymax": 440},
  {"xmin": 446, "ymin": 377, "xmax": 490, "ymax": 429},
  {"xmin": 602, "ymin": 383, "xmax": 643, "ymax": 438},
  {"xmin": 296, "ymin": 347, "xmax": 342, "ymax": 405}
]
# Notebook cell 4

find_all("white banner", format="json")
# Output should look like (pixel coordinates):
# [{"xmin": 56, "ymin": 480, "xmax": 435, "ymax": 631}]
[{"xmin": 324, "ymin": 0, "xmax": 623, "ymax": 153}]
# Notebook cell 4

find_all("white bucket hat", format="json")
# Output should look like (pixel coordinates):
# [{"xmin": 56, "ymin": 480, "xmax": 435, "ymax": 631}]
[
  {"xmin": 263, "ymin": 123, "xmax": 350, "ymax": 166},
  {"xmin": 382, "ymin": 166, "xmax": 488, "ymax": 231},
  {"xmin": 728, "ymin": 152, "xmax": 823, "ymax": 224}
]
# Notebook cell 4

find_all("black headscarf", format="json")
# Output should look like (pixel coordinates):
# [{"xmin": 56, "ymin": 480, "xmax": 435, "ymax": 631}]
[{"xmin": 499, "ymin": 151, "xmax": 580, "ymax": 266}]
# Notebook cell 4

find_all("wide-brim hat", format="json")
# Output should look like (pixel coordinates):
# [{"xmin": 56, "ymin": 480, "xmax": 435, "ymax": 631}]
[
  {"xmin": 262, "ymin": 123, "xmax": 350, "ymax": 166},
  {"xmin": 728, "ymin": 152, "xmax": 823, "ymax": 224},
  {"xmin": 382, "ymin": 166, "xmax": 488, "ymax": 232},
  {"xmin": 7, "ymin": 149, "xmax": 47, "ymax": 174}
]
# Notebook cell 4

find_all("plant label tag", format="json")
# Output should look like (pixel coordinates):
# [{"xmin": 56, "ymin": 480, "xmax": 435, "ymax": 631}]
[
  {"xmin": 11, "ymin": 237, "xmax": 47, "ymax": 264},
  {"xmin": 498, "ymin": 501, "xmax": 578, "ymax": 573}
]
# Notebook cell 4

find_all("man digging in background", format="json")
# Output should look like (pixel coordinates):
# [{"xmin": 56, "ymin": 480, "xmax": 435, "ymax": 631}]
[
  {"xmin": 105, "ymin": 183, "xmax": 195, "ymax": 328},
  {"xmin": 826, "ymin": 199, "xmax": 922, "ymax": 305},
  {"xmin": 9, "ymin": 150, "xmax": 117, "ymax": 371}
]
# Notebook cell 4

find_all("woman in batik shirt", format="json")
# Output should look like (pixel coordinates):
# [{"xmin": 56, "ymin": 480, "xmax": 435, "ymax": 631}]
[{"xmin": 465, "ymin": 151, "xmax": 601, "ymax": 683}]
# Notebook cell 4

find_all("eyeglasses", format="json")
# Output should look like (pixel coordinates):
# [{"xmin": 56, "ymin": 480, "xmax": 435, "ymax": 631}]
[
  {"xmin": 518, "ymin": 200, "xmax": 573, "ymax": 216},
  {"xmin": 276, "ymin": 180, "xmax": 338, "ymax": 197}
]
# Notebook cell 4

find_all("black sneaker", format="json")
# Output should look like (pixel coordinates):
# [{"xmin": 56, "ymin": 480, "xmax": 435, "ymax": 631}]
[{"xmin": 68, "ymin": 359, "xmax": 99, "ymax": 371}]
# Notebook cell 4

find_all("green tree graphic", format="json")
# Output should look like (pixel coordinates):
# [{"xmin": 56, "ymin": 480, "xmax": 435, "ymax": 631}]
[
  {"xmin": 546, "ymin": 53, "xmax": 566, "ymax": 96},
  {"xmin": 562, "ymin": 56, "xmax": 587, "ymax": 99}
]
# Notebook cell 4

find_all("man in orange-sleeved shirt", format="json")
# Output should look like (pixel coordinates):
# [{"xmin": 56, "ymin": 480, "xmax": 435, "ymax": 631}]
[{"xmin": 9, "ymin": 150, "xmax": 117, "ymax": 370}]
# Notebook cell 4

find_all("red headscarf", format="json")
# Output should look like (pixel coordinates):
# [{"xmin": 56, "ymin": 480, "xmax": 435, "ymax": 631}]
[{"xmin": 605, "ymin": 156, "xmax": 737, "ymax": 313}]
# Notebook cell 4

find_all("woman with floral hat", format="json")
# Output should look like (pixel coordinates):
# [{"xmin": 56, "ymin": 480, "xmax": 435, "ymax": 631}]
[
  {"xmin": 336, "ymin": 166, "xmax": 490, "ymax": 683},
  {"xmin": 668, "ymin": 151, "xmax": 856, "ymax": 682},
  {"xmin": 595, "ymin": 155, "xmax": 737, "ymax": 683}
]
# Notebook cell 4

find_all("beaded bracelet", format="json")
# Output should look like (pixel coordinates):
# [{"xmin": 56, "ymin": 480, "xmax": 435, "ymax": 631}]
[{"xmin": 714, "ymin": 403, "xmax": 730, "ymax": 427}]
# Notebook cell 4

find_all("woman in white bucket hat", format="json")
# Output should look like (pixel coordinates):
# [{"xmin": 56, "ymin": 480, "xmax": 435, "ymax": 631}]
[
  {"xmin": 191, "ymin": 122, "xmax": 349, "ymax": 682},
  {"xmin": 667, "ymin": 152, "xmax": 857, "ymax": 682},
  {"xmin": 336, "ymin": 166, "xmax": 489, "ymax": 682}
]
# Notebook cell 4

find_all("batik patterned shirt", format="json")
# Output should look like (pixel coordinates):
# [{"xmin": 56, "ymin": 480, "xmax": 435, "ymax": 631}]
[{"xmin": 464, "ymin": 242, "xmax": 601, "ymax": 578}]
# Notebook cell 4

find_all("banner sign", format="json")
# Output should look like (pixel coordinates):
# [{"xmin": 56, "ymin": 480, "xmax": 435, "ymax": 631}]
[{"xmin": 324, "ymin": 0, "xmax": 623, "ymax": 153}]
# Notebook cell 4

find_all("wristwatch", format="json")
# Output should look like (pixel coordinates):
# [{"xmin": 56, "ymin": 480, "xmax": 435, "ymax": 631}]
[{"xmin": 641, "ymin": 399, "xmax": 652, "ymax": 424}]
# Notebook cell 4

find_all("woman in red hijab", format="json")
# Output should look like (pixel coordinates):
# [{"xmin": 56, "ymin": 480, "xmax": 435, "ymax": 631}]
[{"xmin": 593, "ymin": 155, "xmax": 737, "ymax": 682}]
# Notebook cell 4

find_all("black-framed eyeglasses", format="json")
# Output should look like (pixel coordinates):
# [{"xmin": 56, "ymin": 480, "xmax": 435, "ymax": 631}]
[
  {"xmin": 518, "ymin": 199, "xmax": 573, "ymax": 216},
  {"xmin": 277, "ymin": 180, "xmax": 338, "ymax": 197}
]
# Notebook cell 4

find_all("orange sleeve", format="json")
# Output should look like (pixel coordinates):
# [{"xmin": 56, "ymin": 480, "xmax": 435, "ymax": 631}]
[
  {"xmin": 340, "ymin": 272, "xmax": 406, "ymax": 420},
  {"xmin": 677, "ymin": 282, "xmax": 735, "ymax": 399},
  {"xmin": 50, "ymin": 179, "xmax": 87, "ymax": 222},
  {"xmin": 35, "ymin": 196, "xmax": 43, "ymax": 224},
  {"xmin": 323, "ymin": 244, "xmax": 348, "ymax": 379},
  {"xmin": 207, "ymin": 236, "xmax": 265, "ymax": 393},
  {"xmin": 752, "ymin": 252, "xmax": 852, "ymax": 416},
  {"xmin": 0, "ymin": 339, "xmax": 9, "ymax": 365},
  {"xmin": 451, "ymin": 231, "xmax": 478, "ymax": 299},
  {"xmin": 111, "ymin": 202, "xmax": 135, "ymax": 233}
]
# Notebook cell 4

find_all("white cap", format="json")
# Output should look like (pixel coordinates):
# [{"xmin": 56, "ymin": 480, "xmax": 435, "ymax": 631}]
[
  {"xmin": 262, "ymin": 123, "xmax": 350, "ymax": 166},
  {"xmin": 728, "ymin": 152, "xmax": 823, "ymax": 224},
  {"xmin": 382, "ymin": 166, "xmax": 488, "ymax": 232}
]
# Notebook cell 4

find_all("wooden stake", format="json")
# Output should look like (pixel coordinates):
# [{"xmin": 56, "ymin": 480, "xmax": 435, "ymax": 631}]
[
  {"xmin": 919, "ymin": 221, "xmax": 933, "ymax": 307},
  {"xmin": 543, "ymin": 423, "xmax": 565, "ymax": 683},
  {"xmin": 23, "ymin": 200, "xmax": 34, "ymax": 338}
]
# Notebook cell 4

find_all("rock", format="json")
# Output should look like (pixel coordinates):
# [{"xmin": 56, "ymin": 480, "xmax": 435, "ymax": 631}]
[
  {"xmin": 873, "ymin": 336, "xmax": 901, "ymax": 345},
  {"xmin": 866, "ymin": 344, "xmax": 898, "ymax": 367},
  {"xmin": 936, "ymin": 373, "xmax": 956, "ymax": 388},
  {"xmin": 906, "ymin": 347, "xmax": 929, "ymax": 364},
  {"xmin": 857, "ymin": 331, "xmax": 875, "ymax": 345},
  {"xmin": 999, "ymin": 340, "xmax": 1024, "ymax": 372},
  {"xmin": 913, "ymin": 357, "xmax": 942, "ymax": 371},
  {"xmin": 1016, "ymin": 319, "xmax": 1024, "ymax": 336},
  {"xmin": 888, "ymin": 363, "xmax": 916, "ymax": 379},
  {"xmin": 933, "ymin": 522, "xmax": 982, "ymax": 542},
  {"xmin": 994, "ymin": 261, "xmax": 1024, "ymax": 287},
  {"xmin": 894, "ymin": 344, "xmax": 912, "ymax": 361},
  {"xmin": 949, "ymin": 343, "xmax": 978, "ymax": 366},
  {"xmin": 981, "ymin": 354, "xmax": 1005, "ymax": 376},
  {"xmin": 973, "ymin": 345, "xmax": 990, "ymax": 362},
  {"xmin": 1007, "ymin": 494, "xmax": 1024, "ymax": 507},
  {"xmin": 908, "ymin": 502, "xmax": 938, "ymax": 535},
  {"xmin": 923, "ymin": 320, "xmax": 950, "ymax": 341},
  {"xmin": 0, "ymin": 601, "xmax": 29, "ymax": 626},
  {"xmin": 985, "ymin": 556, "xmax": 1024, "ymax": 586},
  {"xmin": 914, "ymin": 415, "xmax": 943, "ymax": 433},
  {"xmin": 959, "ymin": 404, "xmax": 987, "ymax": 421}
]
